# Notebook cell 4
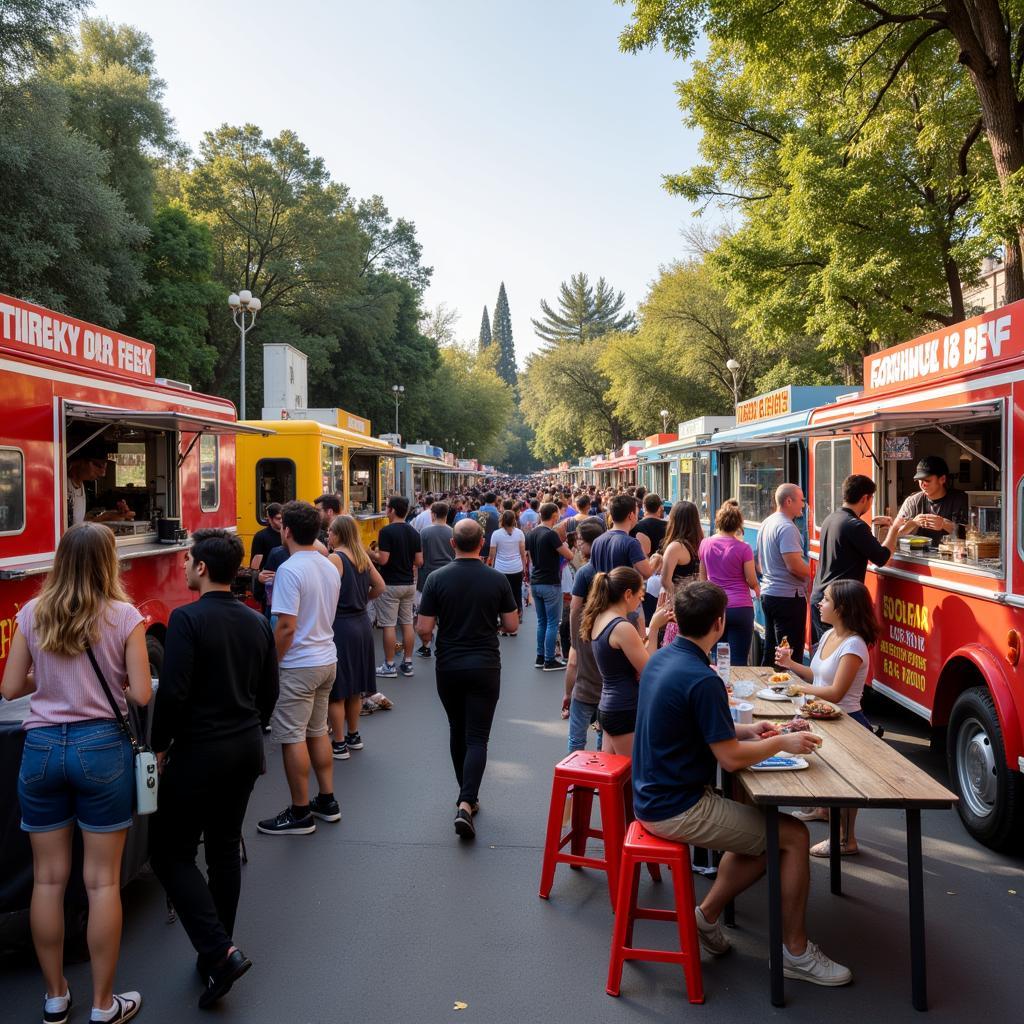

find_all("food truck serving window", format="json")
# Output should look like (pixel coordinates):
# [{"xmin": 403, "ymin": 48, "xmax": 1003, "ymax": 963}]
[
  {"xmin": 813, "ymin": 439, "xmax": 852, "ymax": 529},
  {"xmin": 880, "ymin": 411, "xmax": 1003, "ymax": 573},
  {"xmin": 321, "ymin": 444, "xmax": 343, "ymax": 498},
  {"xmin": 199, "ymin": 435, "xmax": 219, "ymax": 511},
  {"xmin": 0, "ymin": 448, "xmax": 25, "ymax": 535},
  {"xmin": 729, "ymin": 445, "xmax": 785, "ymax": 524},
  {"xmin": 256, "ymin": 459, "xmax": 295, "ymax": 523}
]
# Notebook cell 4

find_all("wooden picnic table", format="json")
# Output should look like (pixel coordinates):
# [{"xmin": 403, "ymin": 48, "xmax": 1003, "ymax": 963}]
[{"xmin": 726, "ymin": 666, "xmax": 958, "ymax": 1011}]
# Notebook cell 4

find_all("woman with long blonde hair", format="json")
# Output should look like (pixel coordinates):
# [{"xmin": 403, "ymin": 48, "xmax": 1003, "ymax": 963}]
[
  {"xmin": 582, "ymin": 566, "xmax": 671, "ymax": 757},
  {"xmin": 1, "ymin": 523, "xmax": 151, "ymax": 1024},
  {"xmin": 327, "ymin": 515, "xmax": 386, "ymax": 758}
]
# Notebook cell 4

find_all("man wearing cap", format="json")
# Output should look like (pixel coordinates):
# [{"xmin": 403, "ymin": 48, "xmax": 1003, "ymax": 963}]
[
  {"xmin": 66, "ymin": 442, "xmax": 136, "ymax": 526},
  {"xmin": 896, "ymin": 455, "xmax": 968, "ymax": 547}
]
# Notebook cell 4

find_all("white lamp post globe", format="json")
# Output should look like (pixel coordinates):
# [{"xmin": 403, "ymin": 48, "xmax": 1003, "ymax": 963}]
[
  {"xmin": 238, "ymin": 289, "xmax": 252, "ymax": 305},
  {"xmin": 248, "ymin": 296, "xmax": 262, "ymax": 312},
  {"xmin": 726, "ymin": 358, "xmax": 741, "ymax": 372},
  {"xmin": 228, "ymin": 293, "xmax": 240, "ymax": 308}
]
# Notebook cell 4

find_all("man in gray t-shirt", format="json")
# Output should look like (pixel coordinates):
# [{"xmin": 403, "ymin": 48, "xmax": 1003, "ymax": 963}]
[
  {"xmin": 415, "ymin": 502, "xmax": 454, "ymax": 657},
  {"xmin": 755, "ymin": 484, "xmax": 811, "ymax": 666}
]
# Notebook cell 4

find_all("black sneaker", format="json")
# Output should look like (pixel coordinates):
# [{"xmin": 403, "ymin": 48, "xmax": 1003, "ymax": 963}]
[
  {"xmin": 331, "ymin": 739, "xmax": 350, "ymax": 760},
  {"xmin": 345, "ymin": 731, "xmax": 364, "ymax": 750},
  {"xmin": 417, "ymin": 645, "xmax": 432, "ymax": 658},
  {"xmin": 535, "ymin": 655, "xmax": 545, "ymax": 669},
  {"xmin": 198, "ymin": 948, "xmax": 252, "ymax": 1009},
  {"xmin": 43, "ymin": 987, "xmax": 72, "ymax": 1024},
  {"xmin": 399, "ymin": 661, "xmax": 414, "ymax": 676},
  {"xmin": 543, "ymin": 658, "xmax": 567, "ymax": 671},
  {"xmin": 310, "ymin": 794, "xmax": 341, "ymax": 822},
  {"xmin": 454, "ymin": 807, "xmax": 476, "ymax": 839},
  {"xmin": 257, "ymin": 806, "xmax": 315, "ymax": 835}
]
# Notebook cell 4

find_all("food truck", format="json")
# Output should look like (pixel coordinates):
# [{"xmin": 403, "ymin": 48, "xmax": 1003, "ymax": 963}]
[
  {"xmin": 0, "ymin": 293, "xmax": 270, "ymax": 676},
  {"xmin": 800, "ymin": 302, "xmax": 1024, "ymax": 849},
  {"xmin": 637, "ymin": 418, "xmax": 735, "ymax": 512}
]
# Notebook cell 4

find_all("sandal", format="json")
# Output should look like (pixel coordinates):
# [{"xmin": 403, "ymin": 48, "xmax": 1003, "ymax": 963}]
[
  {"xmin": 810, "ymin": 839, "xmax": 859, "ymax": 858},
  {"xmin": 370, "ymin": 692, "xmax": 394, "ymax": 710},
  {"xmin": 793, "ymin": 808, "xmax": 829, "ymax": 822}
]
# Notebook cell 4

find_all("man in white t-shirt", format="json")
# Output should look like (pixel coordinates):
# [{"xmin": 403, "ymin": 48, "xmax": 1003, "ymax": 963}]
[
  {"xmin": 259, "ymin": 500, "xmax": 342, "ymax": 836},
  {"xmin": 411, "ymin": 495, "xmax": 434, "ymax": 532}
]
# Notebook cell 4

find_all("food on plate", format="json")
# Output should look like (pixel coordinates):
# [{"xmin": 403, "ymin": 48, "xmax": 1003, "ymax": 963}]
[
  {"xmin": 769, "ymin": 672, "xmax": 790, "ymax": 684},
  {"xmin": 780, "ymin": 717, "xmax": 811, "ymax": 733},
  {"xmin": 759, "ymin": 726, "xmax": 781, "ymax": 739},
  {"xmin": 802, "ymin": 699, "xmax": 841, "ymax": 719},
  {"xmin": 786, "ymin": 684, "xmax": 803, "ymax": 697}
]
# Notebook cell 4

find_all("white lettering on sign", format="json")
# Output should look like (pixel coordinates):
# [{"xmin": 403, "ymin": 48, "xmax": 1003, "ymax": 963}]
[{"xmin": 868, "ymin": 314, "xmax": 1011, "ymax": 390}]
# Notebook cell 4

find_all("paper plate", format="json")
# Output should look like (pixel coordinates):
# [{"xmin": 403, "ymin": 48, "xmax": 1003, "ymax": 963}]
[
  {"xmin": 756, "ymin": 688, "xmax": 792, "ymax": 702},
  {"xmin": 750, "ymin": 756, "xmax": 809, "ymax": 772}
]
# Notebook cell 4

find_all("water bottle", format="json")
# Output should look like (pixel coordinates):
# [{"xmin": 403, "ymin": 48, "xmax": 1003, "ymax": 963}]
[{"xmin": 716, "ymin": 642, "xmax": 731, "ymax": 684}]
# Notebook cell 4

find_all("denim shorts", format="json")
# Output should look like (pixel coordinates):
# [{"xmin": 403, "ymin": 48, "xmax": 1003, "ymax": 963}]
[{"xmin": 18, "ymin": 720, "xmax": 134, "ymax": 833}]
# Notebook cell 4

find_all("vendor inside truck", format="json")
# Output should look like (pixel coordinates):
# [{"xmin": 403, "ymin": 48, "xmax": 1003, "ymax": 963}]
[
  {"xmin": 66, "ymin": 441, "xmax": 136, "ymax": 526},
  {"xmin": 895, "ymin": 455, "xmax": 969, "ymax": 547}
]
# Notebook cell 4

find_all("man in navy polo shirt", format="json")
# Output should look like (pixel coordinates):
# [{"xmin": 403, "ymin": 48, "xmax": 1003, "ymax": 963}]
[
  {"xmin": 633, "ymin": 582, "xmax": 851, "ymax": 987},
  {"xmin": 588, "ymin": 494, "xmax": 652, "ymax": 577}
]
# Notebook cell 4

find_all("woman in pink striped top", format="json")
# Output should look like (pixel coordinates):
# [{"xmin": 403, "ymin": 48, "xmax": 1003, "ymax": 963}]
[{"xmin": 1, "ymin": 523, "xmax": 151, "ymax": 1024}]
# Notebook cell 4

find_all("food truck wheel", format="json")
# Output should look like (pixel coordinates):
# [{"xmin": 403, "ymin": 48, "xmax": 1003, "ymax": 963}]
[
  {"xmin": 146, "ymin": 634, "xmax": 164, "ymax": 676},
  {"xmin": 947, "ymin": 687, "xmax": 1023, "ymax": 851}
]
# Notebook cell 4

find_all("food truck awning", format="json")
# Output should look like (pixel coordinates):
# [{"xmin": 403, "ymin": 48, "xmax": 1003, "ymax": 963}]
[
  {"xmin": 347, "ymin": 445, "xmax": 419, "ymax": 459},
  {"xmin": 791, "ymin": 401, "xmax": 1003, "ymax": 438},
  {"xmin": 65, "ymin": 403, "xmax": 275, "ymax": 439},
  {"xmin": 703, "ymin": 410, "xmax": 817, "ymax": 451}
]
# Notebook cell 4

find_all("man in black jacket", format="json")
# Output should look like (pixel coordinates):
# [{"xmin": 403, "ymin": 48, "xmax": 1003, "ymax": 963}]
[{"xmin": 151, "ymin": 529, "xmax": 279, "ymax": 1009}]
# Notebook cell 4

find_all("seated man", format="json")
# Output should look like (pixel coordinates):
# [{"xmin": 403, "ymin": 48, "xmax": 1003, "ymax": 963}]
[{"xmin": 632, "ymin": 581, "xmax": 851, "ymax": 987}]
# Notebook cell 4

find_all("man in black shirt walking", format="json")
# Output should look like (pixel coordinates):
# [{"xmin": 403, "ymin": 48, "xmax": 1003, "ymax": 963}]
[
  {"xmin": 525, "ymin": 502, "xmax": 574, "ymax": 671},
  {"xmin": 416, "ymin": 519, "xmax": 519, "ymax": 839},
  {"xmin": 812, "ymin": 474, "xmax": 912, "ymax": 643},
  {"xmin": 151, "ymin": 529, "xmax": 279, "ymax": 1009}
]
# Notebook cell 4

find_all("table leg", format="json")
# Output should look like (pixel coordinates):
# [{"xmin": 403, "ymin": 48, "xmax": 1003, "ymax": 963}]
[
  {"xmin": 766, "ymin": 805, "xmax": 784, "ymax": 1007},
  {"xmin": 722, "ymin": 770, "xmax": 735, "ymax": 928},
  {"xmin": 829, "ymin": 807, "xmax": 842, "ymax": 895},
  {"xmin": 906, "ymin": 808, "xmax": 928, "ymax": 1011}
]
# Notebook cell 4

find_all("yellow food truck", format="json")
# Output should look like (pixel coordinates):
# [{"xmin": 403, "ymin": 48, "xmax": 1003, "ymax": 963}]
[{"xmin": 236, "ymin": 409, "xmax": 398, "ymax": 555}]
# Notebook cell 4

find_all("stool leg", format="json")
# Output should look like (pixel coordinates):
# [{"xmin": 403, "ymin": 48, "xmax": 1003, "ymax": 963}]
[
  {"xmin": 606, "ymin": 853, "xmax": 638, "ymax": 997},
  {"xmin": 671, "ymin": 854, "xmax": 705, "ymax": 1005},
  {"xmin": 601, "ymin": 783, "xmax": 628, "ymax": 909},
  {"xmin": 539, "ymin": 779, "xmax": 570, "ymax": 899},
  {"xmin": 570, "ymin": 786, "xmax": 595, "ymax": 865}
]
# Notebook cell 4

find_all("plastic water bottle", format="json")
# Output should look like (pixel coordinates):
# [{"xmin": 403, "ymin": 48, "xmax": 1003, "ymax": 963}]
[{"xmin": 716, "ymin": 643, "xmax": 731, "ymax": 684}]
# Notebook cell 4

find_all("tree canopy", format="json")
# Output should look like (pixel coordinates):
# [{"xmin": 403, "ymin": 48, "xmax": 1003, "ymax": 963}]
[{"xmin": 531, "ymin": 272, "xmax": 635, "ymax": 345}]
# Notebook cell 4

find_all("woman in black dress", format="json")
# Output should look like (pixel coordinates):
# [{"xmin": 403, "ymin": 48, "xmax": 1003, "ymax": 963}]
[
  {"xmin": 658, "ymin": 500, "xmax": 704, "ymax": 603},
  {"xmin": 327, "ymin": 515, "xmax": 386, "ymax": 759}
]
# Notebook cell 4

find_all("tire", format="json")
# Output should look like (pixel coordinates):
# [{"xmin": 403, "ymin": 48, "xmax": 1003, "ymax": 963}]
[
  {"xmin": 946, "ymin": 686, "xmax": 1024, "ymax": 851},
  {"xmin": 145, "ymin": 634, "xmax": 164, "ymax": 677}
]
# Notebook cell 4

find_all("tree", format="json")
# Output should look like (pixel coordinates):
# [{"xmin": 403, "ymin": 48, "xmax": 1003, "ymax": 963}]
[
  {"xmin": 0, "ymin": 76, "xmax": 147, "ymax": 325},
  {"xmin": 46, "ymin": 18, "xmax": 179, "ymax": 224},
  {"xmin": 520, "ymin": 337, "xmax": 628, "ymax": 461},
  {"xmin": 121, "ymin": 207, "xmax": 221, "ymax": 387},
  {"xmin": 490, "ymin": 282, "xmax": 518, "ymax": 386},
  {"xmin": 618, "ymin": 0, "xmax": 1024, "ymax": 303},
  {"xmin": 477, "ymin": 305, "xmax": 491, "ymax": 351},
  {"xmin": 531, "ymin": 272, "xmax": 635, "ymax": 346},
  {"xmin": 421, "ymin": 302, "xmax": 459, "ymax": 348},
  {"xmin": 0, "ymin": 0, "xmax": 87, "ymax": 78}
]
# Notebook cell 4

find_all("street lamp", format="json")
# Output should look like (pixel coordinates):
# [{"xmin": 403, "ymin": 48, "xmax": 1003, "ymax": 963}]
[
  {"xmin": 726, "ymin": 358, "xmax": 742, "ymax": 407},
  {"xmin": 391, "ymin": 384, "xmax": 405, "ymax": 437},
  {"xmin": 229, "ymin": 290, "xmax": 261, "ymax": 419},
  {"xmin": 660, "ymin": 408, "xmax": 670, "ymax": 433}
]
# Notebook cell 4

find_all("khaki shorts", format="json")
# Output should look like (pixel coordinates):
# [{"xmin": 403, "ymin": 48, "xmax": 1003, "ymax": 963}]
[
  {"xmin": 271, "ymin": 663, "xmax": 337, "ymax": 744},
  {"xmin": 376, "ymin": 584, "xmax": 416, "ymax": 627},
  {"xmin": 641, "ymin": 787, "xmax": 767, "ymax": 857}
]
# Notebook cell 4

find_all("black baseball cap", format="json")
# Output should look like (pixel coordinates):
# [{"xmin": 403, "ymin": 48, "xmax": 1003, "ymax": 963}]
[{"xmin": 914, "ymin": 456, "xmax": 949, "ymax": 480}]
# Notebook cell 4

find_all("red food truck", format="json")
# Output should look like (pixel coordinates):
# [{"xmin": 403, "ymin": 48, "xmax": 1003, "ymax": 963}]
[
  {"xmin": 0, "ymin": 293, "xmax": 270, "ymax": 675},
  {"xmin": 803, "ymin": 301, "xmax": 1024, "ymax": 849}
]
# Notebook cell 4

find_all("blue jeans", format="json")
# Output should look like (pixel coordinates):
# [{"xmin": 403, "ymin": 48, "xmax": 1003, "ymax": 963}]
[
  {"xmin": 533, "ymin": 584, "xmax": 562, "ymax": 660},
  {"xmin": 567, "ymin": 698, "xmax": 602, "ymax": 753},
  {"xmin": 18, "ymin": 720, "xmax": 133, "ymax": 832}
]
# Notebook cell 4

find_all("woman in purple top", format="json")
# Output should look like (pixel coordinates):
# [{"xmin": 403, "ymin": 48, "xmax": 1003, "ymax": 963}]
[{"xmin": 698, "ymin": 502, "xmax": 760, "ymax": 665}]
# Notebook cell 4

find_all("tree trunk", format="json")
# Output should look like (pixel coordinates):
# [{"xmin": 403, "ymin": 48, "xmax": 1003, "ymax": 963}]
[
  {"xmin": 948, "ymin": 1, "xmax": 1024, "ymax": 300},
  {"xmin": 944, "ymin": 254, "xmax": 966, "ymax": 322}
]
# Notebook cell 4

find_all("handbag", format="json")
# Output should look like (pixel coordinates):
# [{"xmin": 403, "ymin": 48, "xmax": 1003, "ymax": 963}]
[{"xmin": 85, "ymin": 645, "xmax": 159, "ymax": 815}]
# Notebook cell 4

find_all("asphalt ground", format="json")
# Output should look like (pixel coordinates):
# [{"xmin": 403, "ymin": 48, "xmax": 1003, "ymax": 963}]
[{"xmin": 4, "ymin": 603, "xmax": 1023, "ymax": 1023}]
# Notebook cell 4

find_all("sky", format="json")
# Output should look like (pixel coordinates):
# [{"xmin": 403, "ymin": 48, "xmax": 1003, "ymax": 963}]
[{"xmin": 92, "ymin": 0, "xmax": 706, "ymax": 366}]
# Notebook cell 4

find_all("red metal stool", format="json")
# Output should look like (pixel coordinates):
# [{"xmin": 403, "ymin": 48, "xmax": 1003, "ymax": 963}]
[
  {"xmin": 538, "ymin": 750, "xmax": 632, "ymax": 907},
  {"xmin": 606, "ymin": 821, "xmax": 704, "ymax": 1004}
]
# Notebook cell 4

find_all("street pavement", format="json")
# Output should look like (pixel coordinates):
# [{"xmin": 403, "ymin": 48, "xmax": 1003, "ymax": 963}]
[{"xmin": 4, "ymin": 604, "xmax": 1023, "ymax": 1023}]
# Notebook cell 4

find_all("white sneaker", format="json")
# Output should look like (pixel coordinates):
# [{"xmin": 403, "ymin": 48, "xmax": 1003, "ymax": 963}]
[
  {"xmin": 783, "ymin": 940, "xmax": 852, "ymax": 986},
  {"xmin": 694, "ymin": 906, "xmax": 731, "ymax": 955}
]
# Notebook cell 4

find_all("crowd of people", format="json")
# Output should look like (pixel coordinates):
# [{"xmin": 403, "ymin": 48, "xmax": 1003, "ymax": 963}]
[{"xmin": 1, "ymin": 469, "xmax": 925, "ymax": 1019}]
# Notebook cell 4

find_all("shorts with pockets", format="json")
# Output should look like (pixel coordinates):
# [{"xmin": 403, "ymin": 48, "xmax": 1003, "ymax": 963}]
[
  {"xmin": 375, "ymin": 584, "xmax": 416, "ymax": 627},
  {"xmin": 271, "ymin": 663, "xmax": 337, "ymax": 744},
  {"xmin": 641, "ymin": 786, "xmax": 767, "ymax": 857},
  {"xmin": 18, "ymin": 720, "xmax": 134, "ymax": 833}
]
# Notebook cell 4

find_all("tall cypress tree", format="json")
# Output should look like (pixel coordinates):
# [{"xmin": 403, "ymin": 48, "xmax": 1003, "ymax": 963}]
[
  {"xmin": 478, "ymin": 305, "xmax": 492, "ymax": 352},
  {"xmin": 490, "ymin": 282, "xmax": 517, "ymax": 387}
]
